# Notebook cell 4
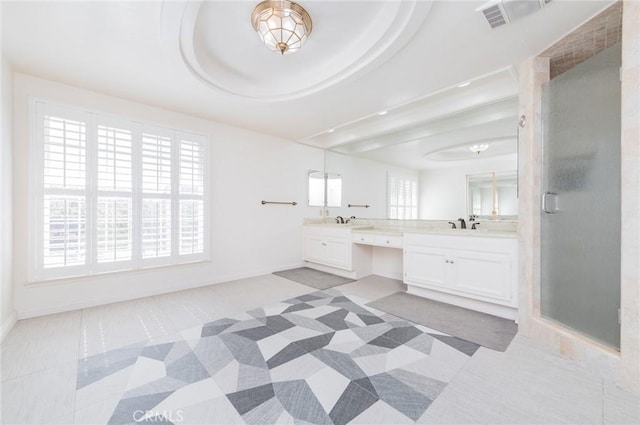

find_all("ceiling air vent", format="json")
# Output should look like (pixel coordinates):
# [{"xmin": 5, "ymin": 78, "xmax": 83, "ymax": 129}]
[
  {"xmin": 479, "ymin": 0, "xmax": 552, "ymax": 29},
  {"xmin": 482, "ymin": 4, "xmax": 507, "ymax": 28}
]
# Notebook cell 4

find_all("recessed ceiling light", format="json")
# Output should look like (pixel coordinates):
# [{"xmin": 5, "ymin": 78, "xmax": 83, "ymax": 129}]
[
  {"xmin": 378, "ymin": 110, "xmax": 388, "ymax": 116},
  {"xmin": 458, "ymin": 81, "xmax": 471, "ymax": 88},
  {"xmin": 328, "ymin": 129, "xmax": 335, "ymax": 133}
]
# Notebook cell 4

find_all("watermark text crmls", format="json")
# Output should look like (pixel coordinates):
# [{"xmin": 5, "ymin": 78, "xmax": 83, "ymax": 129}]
[{"xmin": 133, "ymin": 409, "xmax": 184, "ymax": 423}]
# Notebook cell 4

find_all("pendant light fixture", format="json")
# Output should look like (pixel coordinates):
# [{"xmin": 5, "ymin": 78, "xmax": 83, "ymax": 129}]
[
  {"xmin": 470, "ymin": 143, "xmax": 490, "ymax": 155},
  {"xmin": 251, "ymin": 0, "xmax": 313, "ymax": 55}
]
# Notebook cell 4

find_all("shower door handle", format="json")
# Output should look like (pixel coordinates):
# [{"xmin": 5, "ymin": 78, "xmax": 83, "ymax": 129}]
[{"xmin": 542, "ymin": 192, "xmax": 559, "ymax": 214}]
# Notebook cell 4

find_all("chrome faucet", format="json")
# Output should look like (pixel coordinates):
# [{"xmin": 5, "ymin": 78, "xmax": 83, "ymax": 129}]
[
  {"xmin": 448, "ymin": 221, "xmax": 457, "ymax": 229},
  {"xmin": 458, "ymin": 218, "xmax": 467, "ymax": 229},
  {"xmin": 471, "ymin": 222, "xmax": 480, "ymax": 230},
  {"xmin": 345, "ymin": 216, "xmax": 356, "ymax": 224},
  {"xmin": 336, "ymin": 216, "xmax": 345, "ymax": 224}
]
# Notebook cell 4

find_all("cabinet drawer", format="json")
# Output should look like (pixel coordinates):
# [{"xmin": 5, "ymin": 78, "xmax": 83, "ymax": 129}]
[
  {"xmin": 374, "ymin": 234, "xmax": 403, "ymax": 248},
  {"xmin": 353, "ymin": 233, "xmax": 374, "ymax": 245}
]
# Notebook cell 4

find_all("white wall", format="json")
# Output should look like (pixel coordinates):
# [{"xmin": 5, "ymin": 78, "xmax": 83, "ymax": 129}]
[
  {"xmin": 419, "ymin": 155, "xmax": 518, "ymax": 220},
  {"xmin": 325, "ymin": 151, "xmax": 419, "ymax": 220},
  {"xmin": 1, "ymin": 58, "xmax": 16, "ymax": 339},
  {"xmin": 372, "ymin": 247, "xmax": 403, "ymax": 280},
  {"xmin": 12, "ymin": 73, "xmax": 324, "ymax": 318}
]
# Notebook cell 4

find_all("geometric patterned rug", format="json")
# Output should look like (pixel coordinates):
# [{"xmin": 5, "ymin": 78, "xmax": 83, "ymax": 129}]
[{"xmin": 76, "ymin": 289, "xmax": 480, "ymax": 424}]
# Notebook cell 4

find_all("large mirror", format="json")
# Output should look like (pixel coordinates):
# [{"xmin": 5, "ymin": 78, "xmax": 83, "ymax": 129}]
[{"xmin": 305, "ymin": 70, "xmax": 520, "ymax": 222}]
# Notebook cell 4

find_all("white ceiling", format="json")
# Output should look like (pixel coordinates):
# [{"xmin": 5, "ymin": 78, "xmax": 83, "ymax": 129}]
[{"xmin": 1, "ymin": 0, "xmax": 614, "ymax": 165}]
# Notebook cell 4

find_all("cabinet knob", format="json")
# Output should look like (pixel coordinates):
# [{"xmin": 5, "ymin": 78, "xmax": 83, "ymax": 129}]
[
  {"xmin": 321, "ymin": 242, "xmax": 327, "ymax": 246},
  {"xmin": 386, "ymin": 240, "xmax": 390, "ymax": 244},
  {"xmin": 360, "ymin": 238, "xmax": 364, "ymax": 241},
  {"xmin": 445, "ymin": 259, "xmax": 449, "ymax": 263}
]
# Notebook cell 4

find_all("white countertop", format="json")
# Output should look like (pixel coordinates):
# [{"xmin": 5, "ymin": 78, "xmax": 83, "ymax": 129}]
[{"xmin": 304, "ymin": 223, "xmax": 517, "ymax": 239}]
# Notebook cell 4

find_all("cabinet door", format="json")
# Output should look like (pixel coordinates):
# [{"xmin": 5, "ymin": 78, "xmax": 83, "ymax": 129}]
[
  {"xmin": 304, "ymin": 236, "xmax": 327, "ymax": 263},
  {"xmin": 450, "ymin": 250, "xmax": 511, "ymax": 303},
  {"xmin": 404, "ymin": 246, "xmax": 448, "ymax": 288},
  {"xmin": 325, "ymin": 238, "xmax": 351, "ymax": 269}
]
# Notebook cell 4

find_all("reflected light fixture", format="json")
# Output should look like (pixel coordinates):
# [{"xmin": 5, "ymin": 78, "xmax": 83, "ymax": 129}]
[
  {"xmin": 470, "ymin": 143, "xmax": 490, "ymax": 155},
  {"xmin": 251, "ymin": 0, "xmax": 313, "ymax": 55}
]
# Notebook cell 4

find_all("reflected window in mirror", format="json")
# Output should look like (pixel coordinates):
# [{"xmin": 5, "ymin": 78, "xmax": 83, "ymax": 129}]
[
  {"xmin": 326, "ymin": 173, "xmax": 342, "ymax": 208},
  {"xmin": 388, "ymin": 173, "xmax": 418, "ymax": 219},
  {"xmin": 467, "ymin": 171, "xmax": 518, "ymax": 220},
  {"xmin": 308, "ymin": 170, "xmax": 342, "ymax": 208},
  {"xmin": 308, "ymin": 170, "xmax": 325, "ymax": 207}
]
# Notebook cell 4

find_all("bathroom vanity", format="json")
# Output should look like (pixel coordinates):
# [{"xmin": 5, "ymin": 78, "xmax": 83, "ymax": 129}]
[
  {"xmin": 403, "ymin": 231, "xmax": 517, "ymax": 319},
  {"xmin": 302, "ymin": 222, "xmax": 518, "ymax": 319}
]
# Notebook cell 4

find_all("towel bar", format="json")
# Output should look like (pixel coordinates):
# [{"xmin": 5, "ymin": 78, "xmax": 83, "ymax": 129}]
[{"xmin": 262, "ymin": 200, "xmax": 297, "ymax": 206}]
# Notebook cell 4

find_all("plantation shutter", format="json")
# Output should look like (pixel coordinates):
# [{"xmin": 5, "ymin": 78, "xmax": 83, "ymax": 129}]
[
  {"xmin": 178, "ymin": 135, "xmax": 206, "ymax": 256},
  {"xmin": 141, "ymin": 130, "xmax": 173, "ymax": 261},
  {"xmin": 387, "ymin": 173, "xmax": 418, "ymax": 220},
  {"xmin": 96, "ymin": 121, "xmax": 134, "ymax": 265},
  {"xmin": 40, "ymin": 106, "xmax": 89, "ymax": 273},
  {"xmin": 31, "ymin": 100, "xmax": 209, "ymax": 281}
]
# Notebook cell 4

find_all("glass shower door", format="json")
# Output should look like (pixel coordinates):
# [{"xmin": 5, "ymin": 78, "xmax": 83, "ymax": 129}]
[{"xmin": 540, "ymin": 43, "xmax": 621, "ymax": 349}]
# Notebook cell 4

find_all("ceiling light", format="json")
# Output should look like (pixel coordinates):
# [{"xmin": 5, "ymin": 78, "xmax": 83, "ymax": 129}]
[
  {"xmin": 470, "ymin": 143, "xmax": 490, "ymax": 155},
  {"xmin": 251, "ymin": 0, "xmax": 313, "ymax": 55},
  {"xmin": 378, "ymin": 110, "xmax": 388, "ymax": 116},
  {"xmin": 328, "ymin": 129, "xmax": 335, "ymax": 133},
  {"xmin": 458, "ymin": 81, "xmax": 471, "ymax": 88}
]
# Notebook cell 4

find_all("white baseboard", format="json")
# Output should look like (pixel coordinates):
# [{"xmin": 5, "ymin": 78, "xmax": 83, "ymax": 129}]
[
  {"xmin": 0, "ymin": 311, "xmax": 18, "ymax": 343},
  {"xmin": 406, "ymin": 284, "xmax": 518, "ymax": 320},
  {"xmin": 16, "ymin": 262, "xmax": 306, "ymax": 320},
  {"xmin": 303, "ymin": 262, "xmax": 358, "ymax": 279}
]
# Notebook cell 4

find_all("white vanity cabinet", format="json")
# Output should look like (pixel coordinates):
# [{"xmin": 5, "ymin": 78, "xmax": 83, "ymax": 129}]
[
  {"xmin": 404, "ymin": 232, "xmax": 518, "ymax": 319},
  {"xmin": 303, "ymin": 226, "xmax": 351, "ymax": 270},
  {"xmin": 302, "ymin": 225, "xmax": 373, "ymax": 278}
]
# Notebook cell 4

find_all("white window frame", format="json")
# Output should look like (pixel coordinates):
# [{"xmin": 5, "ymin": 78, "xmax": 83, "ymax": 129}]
[
  {"xmin": 29, "ymin": 99, "xmax": 210, "ymax": 282},
  {"xmin": 387, "ymin": 172, "xmax": 419, "ymax": 220}
]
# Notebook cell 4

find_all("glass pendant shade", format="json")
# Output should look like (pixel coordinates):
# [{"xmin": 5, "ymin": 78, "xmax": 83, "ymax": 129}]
[
  {"xmin": 470, "ymin": 143, "xmax": 490, "ymax": 154},
  {"xmin": 251, "ymin": 0, "xmax": 312, "ymax": 55}
]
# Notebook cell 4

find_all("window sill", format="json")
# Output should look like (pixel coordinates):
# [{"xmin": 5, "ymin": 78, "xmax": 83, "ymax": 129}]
[{"xmin": 26, "ymin": 259, "xmax": 212, "ymax": 287}]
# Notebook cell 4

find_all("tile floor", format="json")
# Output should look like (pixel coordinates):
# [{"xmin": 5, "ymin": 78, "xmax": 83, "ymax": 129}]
[{"xmin": 1, "ymin": 274, "xmax": 639, "ymax": 425}]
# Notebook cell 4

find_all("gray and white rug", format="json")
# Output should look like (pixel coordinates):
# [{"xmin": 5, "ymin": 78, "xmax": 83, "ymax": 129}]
[{"xmin": 77, "ymin": 289, "xmax": 479, "ymax": 424}]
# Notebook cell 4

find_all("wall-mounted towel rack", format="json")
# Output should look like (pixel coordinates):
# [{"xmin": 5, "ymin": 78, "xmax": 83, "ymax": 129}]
[
  {"xmin": 262, "ymin": 200, "xmax": 297, "ymax": 206},
  {"xmin": 348, "ymin": 204, "xmax": 370, "ymax": 208}
]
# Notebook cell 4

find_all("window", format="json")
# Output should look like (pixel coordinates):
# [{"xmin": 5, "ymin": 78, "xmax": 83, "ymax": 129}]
[
  {"xmin": 387, "ymin": 173, "xmax": 418, "ymax": 219},
  {"xmin": 31, "ymin": 101, "xmax": 209, "ymax": 281}
]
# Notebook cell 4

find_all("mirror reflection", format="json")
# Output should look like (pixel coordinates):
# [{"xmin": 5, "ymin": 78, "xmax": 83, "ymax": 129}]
[
  {"xmin": 308, "ymin": 170, "xmax": 342, "ymax": 208},
  {"xmin": 467, "ymin": 171, "xmax": 518, "ymax": 220},
  {"xmin": 326, "ymin": 173, "xmax": 342, "ymax": 208},
  {"xmin": 303, "ymin": 69, "xmax": 520, "ymax": 222},
  {"xmin": 308, "ymin": 170, "xmax": 325, "ymax": 207}
]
